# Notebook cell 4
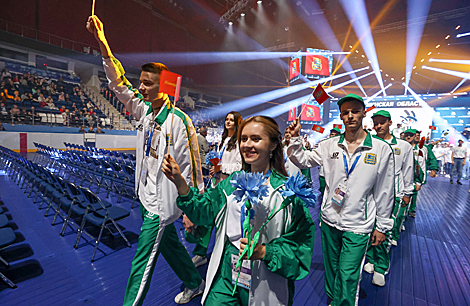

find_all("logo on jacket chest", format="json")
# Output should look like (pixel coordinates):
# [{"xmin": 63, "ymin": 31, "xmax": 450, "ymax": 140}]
[
  {"xmin": 331, "ymin": 152, "xmax": 340, "ymax": 159},
  {"xmin": 394, "ymin": 148, "xmax": 401, "ymax": 155},
  {"xmin": 364, "ymin": 153, "xmax": 377, "ymax": 165}
]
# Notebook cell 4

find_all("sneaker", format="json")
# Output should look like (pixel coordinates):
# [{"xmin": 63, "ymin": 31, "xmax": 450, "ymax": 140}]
[
  {"xmin": 391, "ymin": 240, "xmax": 398, "ymax": 247},
  {"xmin": 363, "ymin": 262, "xmax": 374, "ymax": 274},
  {"xmin": 192, "ymin": 255, "xmax": 208, "ymax": 268},
  {"xmin": 174, "ymin": 280, "xmax": 205, "ymax": 304},
  {"xmin": 408, "ymin": 212, "xmax": 416, "ymax": 218},
  {"xmin": 402, "ymin": 225, "xmax": 405, "ymax": 231},
  {"xmin": 445, "ymin": 174, "xmax": 450, "ymax": 178},
  {"xmin": 457, "ymin": 181, "xmax": 462, "ymax": 185},
  {"xmin": 450, "ymin": 180, "xmax": 453, "ymax": 184},
  {"xmin": 372, "ymin": 272, "xmax": 385, "ymax": 286}
]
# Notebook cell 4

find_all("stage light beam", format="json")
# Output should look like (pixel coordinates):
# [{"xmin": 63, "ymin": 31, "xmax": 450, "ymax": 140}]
[
  {"xmin": 429, "ymin": 58, "xmax": 470, "ymax": 65},
  {"xmin": 404, "ymin": 0, "xmax": 432, "ymax": 95},
  {"xmin": 422, "ymin": 65, "xmax": 470, "ymax": 80},
  {"xmin": 339, "ymin": 0, "xmax": 385, "ymax": 94}
]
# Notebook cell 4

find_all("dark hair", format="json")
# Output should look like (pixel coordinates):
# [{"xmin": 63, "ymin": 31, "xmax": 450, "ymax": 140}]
[
  {"xmin": 141, "ymin": 63, "xmax": 170, "ymax": 75},
  {"xmin": 220, "ymin": 111, "xmax": 243, "ymax": 152},
  {"xmin": 238, "ymin": 116, "xmax": 288, "ymax": 177},
  {"xmin": 339, "ymin": 99, "xmax": 365, "ymax": 111}
]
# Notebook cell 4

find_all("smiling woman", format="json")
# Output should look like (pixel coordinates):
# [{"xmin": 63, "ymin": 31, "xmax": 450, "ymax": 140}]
[{"xmin": 161, "ymin": 115, "xmax": 314, "ymax": 305}]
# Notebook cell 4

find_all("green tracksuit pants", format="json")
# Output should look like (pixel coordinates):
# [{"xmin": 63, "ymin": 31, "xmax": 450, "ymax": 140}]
[
  {"xmin": 204, "ymin": 241, "xmax": 249, "ymax": 306},
  {"xmin": 321, "ymin": 222, "xmax": 370, "ymax": 306},
  {"xmin": 123, "ymin": 206, "xmax": 202, "ymax": 306},
  {"xmin": 392, "ymin": 198, "xmax": 407, "ymax": 241},
  {"xmin": 409, "ymin": 189, "xmax": 418, "ymax": 214},
  {"xmin": 192, "ymin": 226, "xmax": 212, "ymax": 257}
]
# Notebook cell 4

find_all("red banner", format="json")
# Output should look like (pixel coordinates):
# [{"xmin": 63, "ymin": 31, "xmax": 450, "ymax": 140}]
[
  {"xmin": 305, "ymin": 54, "xmax": 330, "ymax": 76},
  {"xmin": 289, "ymin": 58, "xmax": 301, "ymax": 80},
  {"xmin": 312, "ymin": 83, "xmax": 330, "ymax": 104},
  {"xmin": 300, "ymin": 104, "xmax": 321, "ymax": 121},
  {"xmin": 429, "ymin": 125, "xmax": 437, "ymax": 130},
  {"xmin": 333, "ymin": 124, "xmax": 343, "ymax": 129},
  {"xmin": 159, "ymin": 70, "xmax": 182, "ymax": 97},
  {"xmin": 288, "ymin": 106, "xmax": 297, "ymax": 121},
  {"xmin": 311, "ymin": 124, "xmax": 325, "ymax": 133}
]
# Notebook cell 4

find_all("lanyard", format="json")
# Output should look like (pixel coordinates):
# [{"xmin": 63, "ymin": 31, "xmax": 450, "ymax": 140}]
[
  {"xmin": 219, "ymin": 146, "xmax": 226, "ymax": 160},
  {"xmin": 145, "ymin": 123, "xmax": 156, "ymax": 157},
  {"xmin": 342, "ymin": 152, "xmax": 361, "ymax": 180}
]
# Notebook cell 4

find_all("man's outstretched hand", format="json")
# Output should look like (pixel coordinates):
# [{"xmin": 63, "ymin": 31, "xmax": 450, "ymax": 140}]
[{"xmin": 86, "ymin": 15, "xmax": 112, "ymax": 58}]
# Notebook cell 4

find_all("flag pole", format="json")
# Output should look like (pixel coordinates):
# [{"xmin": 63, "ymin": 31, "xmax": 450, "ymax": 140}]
[
  {"xmin": 92, "ymin": 0, "xmax": 95, "ymax": 16},
  {"xmin": 296, "ymin": 95, "xmax": 312, "ymax": 120},
  {"xmin": 167, "ymin": 76, "xmax": 182, "ymax": 155}
]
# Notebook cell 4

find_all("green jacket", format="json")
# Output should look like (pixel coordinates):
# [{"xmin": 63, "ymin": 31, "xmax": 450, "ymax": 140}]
[{"xmin": 177, "ymin": 170, "xmax": 315, "ymax": 305}]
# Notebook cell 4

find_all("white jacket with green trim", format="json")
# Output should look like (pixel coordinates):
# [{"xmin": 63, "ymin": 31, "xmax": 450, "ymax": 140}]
[
  {"xmin": 385, "ymin": 136, "xmax": 414, "ymax": 198},
  {"xmin": 287, "ymin": 132, "xmax": 395, "ymax": 234},
  {"xmin": 103, "ymin": 57, "xmax": 203, "ymax": 225}
]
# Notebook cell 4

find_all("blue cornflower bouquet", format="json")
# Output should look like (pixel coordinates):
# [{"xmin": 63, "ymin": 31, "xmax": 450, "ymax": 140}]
[
  {"xmin": 279, "ymin": 172, "xmax": 317, "ymax": 208},
  {"xmin": 230, "ymin": 171, "xmax": 269, "ymax": 209}
]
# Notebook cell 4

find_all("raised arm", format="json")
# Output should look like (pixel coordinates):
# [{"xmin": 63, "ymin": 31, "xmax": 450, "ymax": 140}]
[{"xmin": 286, "ymin": 119, "xmax": 322, "ymax": 168}]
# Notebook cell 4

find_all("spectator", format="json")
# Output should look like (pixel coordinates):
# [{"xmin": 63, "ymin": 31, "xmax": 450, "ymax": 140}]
[
  {"xmin": 462, "ymin": 127, "xmax": 470, "ymax": 140},
  {"xmin": 10, "ymin": 105, "xmax": 21, "ymax": 121},
  {"xmin": 71, "ymin": 102, "xmax": 77, "ymax": 111},
  {"xmin": 0, "ymin": 102, "xmax": 8, "ymax": 115},
  {"xmin": 88, "ymin": 126, "xmax": 95, "ymax": 133},
  {"xmin": 58, "ymin": 93, "xmax": 65, "ymax": 102},
  {"xmin": 59, "ymin": 105, "xmax": 66, "ymax": 113},
  {"xmin": 96, "ymin": 126, "xmax": 105, "ymax": 134},
  {"xmin": 87, "ymin": 100, "xmax": 93, "ymax": 108},
  {"xmin": 0, "ymin": 68, "xmax": 11, "ymax": 80},
  {"xmin": 12, "ymin": 74, "xmax": 19, "ymax": 84},
  {"xmin": 62, "ymin": 109, "xmax": 70, "ymax": 125},
  {"xmin": 78, "ymin": 126, "xmax": 86, "ymax": 133},
  {"xmin": 19, "ymin": 75, "xmax": 28, "ymax": 86},
  {"xmin": 0, "ymin": 122, "xmax": 4, "ymax": 131},
  {"xmin": 65, "ymin": 94, "xmax": 71, "ymax": 103},
  {"xmin": 21, "ymin": 92, "xmax": 30, "ymax": 102},
  {"xmin": 45, "ymin": 97, "xmax": 58, "ymax": 110}
]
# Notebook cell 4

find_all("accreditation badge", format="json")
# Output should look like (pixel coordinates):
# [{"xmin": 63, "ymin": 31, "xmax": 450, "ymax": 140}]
[
  {"xmin": 331, "ymin": 183, "xmax": 348, "ymax": 207},
  {"xmin": 140, "ymin": 156, "xmax": 149, "ymax": 186},
  {"xmin": 231, "ymin": 254, "xmax": 251, "ymax": 289}
]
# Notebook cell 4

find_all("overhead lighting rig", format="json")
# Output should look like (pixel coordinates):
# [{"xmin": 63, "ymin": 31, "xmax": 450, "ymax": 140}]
[{"xmin": 219, "ymin": 0, "xmax": 251, "ymax": 26}]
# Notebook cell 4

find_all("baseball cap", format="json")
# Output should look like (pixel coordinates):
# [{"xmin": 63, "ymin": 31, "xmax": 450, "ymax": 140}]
[
  {"xmin": 337, "ymin": 93, "xmax": 365, "ymax": 109},
  {"xmin": 371, "ymin": 110, "xmax": 391, "ymax": 119},
  {"xmin": 404, "ymin": 129, "xmax": 417, "ymax": 134},
  {"xmin": 331, "ymin": 127, "xmax": 341, "ymax": 134}
]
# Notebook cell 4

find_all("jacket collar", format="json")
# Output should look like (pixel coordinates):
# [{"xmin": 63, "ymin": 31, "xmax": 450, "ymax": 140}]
[{"xmin": 338, "ymin": 130, "xmax": 373, "ymax": 148}]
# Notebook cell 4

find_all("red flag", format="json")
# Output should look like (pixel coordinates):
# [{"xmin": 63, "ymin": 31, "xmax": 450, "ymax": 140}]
[
  {"xmin": 333, "ymin": 124, "xmax": 343, "ymax": 129},
  {"xmin": 429, "ymin": 125, "xmax": 437, "ymax": 130},
  {"xmin": 312, "ymin": 124, "xmax": 325, "ymax": 133},
  {"xmin": 300, "ymin": 104, "xmax": 321, "ymax": 121},
  {"xmin": 312, "ymin": 83, "xmax": 330, "ymax": 105},
  {"xmin": 305, "ymin": 54, "xmax": 330, "ymax": 76},
  {"xmin": 418, "ymin": 137, "xmax": 425, "ymax": 149},
  {"xmin": 289, "ymin": 58, "xmax": 300, "ymax": 80},
  {"xmin": 288, "ymin": 106, "xmax": 297, "ymax": 121},
  {"xmin": 209, "ymin": 157, "xmax": 220, "ymax": 166},
  {"xmin": 366, "ymin": 105, "xmax": 376, "ymax": 113},
  {"xmin": 159, "ymin": 70, "xmax": 182, "ymax": 97}
]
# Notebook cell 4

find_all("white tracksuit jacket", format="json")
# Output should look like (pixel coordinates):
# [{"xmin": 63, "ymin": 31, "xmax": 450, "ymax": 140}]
[
  {"xmin": 287, "ymin": 132, "xmax": 395, "ymax": 234},
  {"xmin": 103, "ymin": 57, "xmax": 203, "ymax": 226},
  {"xmin": 386, "ymin": 136, "xmax": 414, "ymax": 199}
]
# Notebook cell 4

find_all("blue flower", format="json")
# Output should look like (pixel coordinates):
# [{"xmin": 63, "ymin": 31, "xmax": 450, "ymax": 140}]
[
  {"xmin": 230, "ymin": 171, "xmax": 269, "ymax": 207},
  {"xmin": 205, "ymin": 150, "xmax": 220, "ymax": 166},
  {"xmin": 280, "ymin": 173, "xmax": 317, "ymax": 207}
]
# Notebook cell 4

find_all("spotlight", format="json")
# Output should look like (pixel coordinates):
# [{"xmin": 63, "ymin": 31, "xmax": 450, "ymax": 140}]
[
  {"xmin": 361, "ymin": 54, "xmax": 365, "ymax": 58},
  {"xmin": 436, "ymin": 44, "xmax": 440, "ymax": 48},
  {"xmin": 391, "ymin": 78, "xmax": 394, "ymax": 81},
  {"xmin": 228, "ymin": 21, "xmax": 233, "ymax": 25},
  {"xmin": 420, "ymin": 59, "xmax": 425, "ymax": 62},
  {"xmin": 241, "ymin": 13, "xmax": 245, "ymax": 17},
  {"xmin": 445, "ymin": 35, "xmax": 450, "ymax": 39},
  {"xmin": 456, "ymin": 25, "xmax": 461, "ymax": 30},
  {"xmin": 456, "ymin": 32, "xmax": 470, "ymax": 38},
  {"xmin": 257, "ymin": 0, "xmax": 262, "ymax": 3},
  {"xmin": 428, "ymin": 51, "xmax": 432, "ymax": 55},
  {"xmin": 349, "ymin": 45, "xmax": 353, "ymax": 48}
]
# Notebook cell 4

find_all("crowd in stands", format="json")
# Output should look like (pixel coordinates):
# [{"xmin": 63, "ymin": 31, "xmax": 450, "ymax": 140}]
[{"xmin": 0, "ymin": 65, "xmax": 110, "ymax": 129}]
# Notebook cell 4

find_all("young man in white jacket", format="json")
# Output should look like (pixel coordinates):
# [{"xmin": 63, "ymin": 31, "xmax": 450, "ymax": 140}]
[
  {"xmin": 363, "ymin": 110, "xmax": 414, "ymax": 287},
  {"xmin": 287, "ymin": 93, "xmax": 395, "ymax": 306},
  {"xmin": 87, "ymin": 16, "xmax": 205, "ymax": 306}
]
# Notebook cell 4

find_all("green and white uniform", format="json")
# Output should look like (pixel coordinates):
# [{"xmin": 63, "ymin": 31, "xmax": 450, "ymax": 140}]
[
  {"xmin": 366, "ymin": 136, "xmax": 414, "ymax": 274},
  {"xmin": 103, "ymin": 57, "xmax": 204, "ymax": 306},
  {"xmin": 409, "ymin": 144, "xmax": 438, "ymax": 214},
  {"xmin": 287, "ymin": 132, "xmax": 395, "ymax": 306},
  {"xmin": 177, "ymin": 170, "xmax": 315, "ymax": 306}
]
